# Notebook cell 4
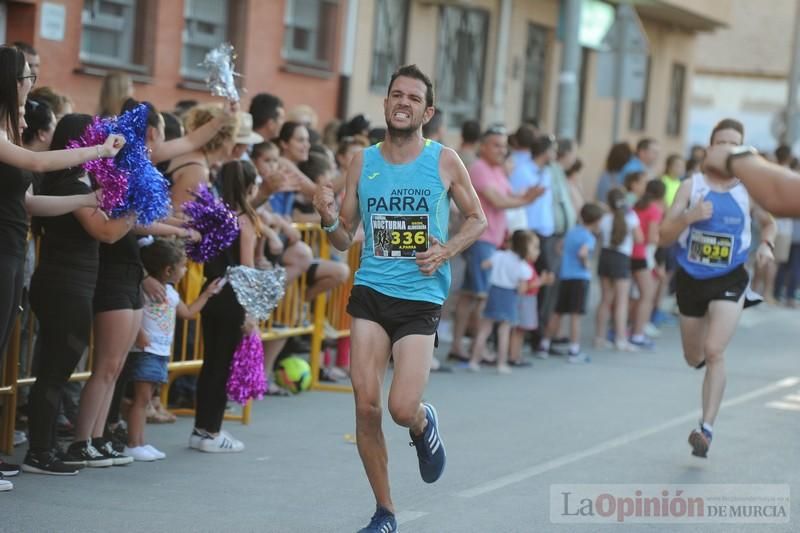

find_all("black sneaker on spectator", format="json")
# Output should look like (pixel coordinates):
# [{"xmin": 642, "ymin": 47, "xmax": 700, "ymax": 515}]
[
  {"xmin": 105, "ymin": 422, "xmax": 128, "ymax": 453},
  {"xmin": 92, "ymin": 438, "xmax": 134, "ymax": 466},
  {"xmin": 0, "ymin": 459, "xmax": 20, "ymax": 477},
  {"xmin": 54, "ymin": 449, "xmax": 85, "ymax": 470},
  {"xmin": 22, "ymin": 450, "xmax": 80, "ymax": 476},
  {"xmin": 63, "ymin": 441, "xmax": 113, "ymax": 468}
]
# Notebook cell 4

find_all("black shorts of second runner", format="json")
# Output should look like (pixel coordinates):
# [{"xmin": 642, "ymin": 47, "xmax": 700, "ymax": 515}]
[
  {"xmin": 675, "ymin": 265, "xmax": 749, "ymax": 318},
  {"xmin": 555, "ymin": 279, "xmax": 590, "ymax": 315},
  {"xmin": 347, "ymin": 284, "xmax": 441, "ymax": 347}
]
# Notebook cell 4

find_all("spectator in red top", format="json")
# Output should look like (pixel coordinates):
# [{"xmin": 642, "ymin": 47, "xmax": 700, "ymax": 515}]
[{"xmin": 630, "ymin": 179, "xmax": 666, "ymax": 348}]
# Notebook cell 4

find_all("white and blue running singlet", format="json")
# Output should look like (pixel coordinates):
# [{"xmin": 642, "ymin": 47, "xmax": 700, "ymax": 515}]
[
  {"xmin": 354, "ymin": 139, "xmax": 451, "ymax": 304},
  {"xmin": 676, "ymin": 173, "xmax": 751, "ymax": 280}
]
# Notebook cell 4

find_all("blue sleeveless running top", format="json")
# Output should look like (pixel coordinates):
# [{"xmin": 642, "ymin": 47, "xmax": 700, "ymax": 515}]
[
  {"xmin": 676, "ymin": 173, "xmax": 751, "ymax": 280},
  {"xmin": 354, "ymin": 139, "xmax": 451, "ymax": 304}
]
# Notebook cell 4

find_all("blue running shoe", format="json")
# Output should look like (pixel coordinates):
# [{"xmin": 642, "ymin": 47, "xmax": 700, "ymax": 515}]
[
  {"xmin": 409, "ymin": 403, "xmax": 446, "ymax": 483},
  {"xmin": 357, "ymin": 506, "xmax": 397, "ymax": 533},
  {"xmin": 688, "ymin": 427, "xmax": 712, "ymax": 458}
]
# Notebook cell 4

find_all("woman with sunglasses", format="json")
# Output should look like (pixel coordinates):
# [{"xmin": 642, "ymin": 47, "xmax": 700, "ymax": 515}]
[{"xmin": 0, "ymin": 46, "xmax": 124, "ymax": 490}]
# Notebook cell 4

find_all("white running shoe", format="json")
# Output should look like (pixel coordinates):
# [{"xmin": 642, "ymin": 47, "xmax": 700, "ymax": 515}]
[
  {"xmin": 123, "ymin": 446, "xmax": 157, "ymax": 462},
  {"xmin": 0, "ymin": 478, "xmax": 12, "ymax": 492},
  {"xmin": 144, "ymin": 445, "xmax": 166, "ymax": 460},
  {"xmin": 197, "ymin": 433, "xmax": 245, "ymax": 453}
]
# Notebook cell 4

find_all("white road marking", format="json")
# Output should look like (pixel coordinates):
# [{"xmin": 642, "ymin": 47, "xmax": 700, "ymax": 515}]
[
  {"xmin": 456, "ymin": 376, "xmax": 799, "ymax": 499},
  {"xmin": 396, "ymin": 510, "xmax": 429, "ymax": 524},
  {"xmin": 766, "ymin": 401, "xmax": 800, "ymax": 412}
]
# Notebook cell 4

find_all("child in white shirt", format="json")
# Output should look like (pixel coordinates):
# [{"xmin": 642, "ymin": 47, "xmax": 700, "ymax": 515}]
[
  {"xmin": 468, "ymin": 230, "xmax": 537, "ymax": 374},
  {"xmin": 125, "ymin": 238, "xmax": 224, "ymax": 461}
]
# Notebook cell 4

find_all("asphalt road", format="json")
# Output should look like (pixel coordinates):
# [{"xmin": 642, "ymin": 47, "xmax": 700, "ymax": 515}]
[{"xmin": 4, "ymin": 303, "xmax": 799, "ymax": 532}]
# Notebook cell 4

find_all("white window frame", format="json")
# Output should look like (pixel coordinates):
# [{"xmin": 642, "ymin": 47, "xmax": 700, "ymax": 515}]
[
  {"xmin": 283, "ymin": 0, "xmax": 339, "ymax": 70},
  {"xmin": 181, "ymin": 0, "xmax": 230, "ymax": 80},
  {"xmin": 80, "ymin": 0, "xmax": 142, "ymax": 71}
]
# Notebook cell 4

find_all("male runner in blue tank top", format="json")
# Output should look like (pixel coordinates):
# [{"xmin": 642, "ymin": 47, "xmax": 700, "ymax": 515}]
[
  {"xmin": 660, "ymin": 119, "xmax": 775, "ymax": 459},
  {"xmin": 313, "ymin": 65, "xmax": 487, "ymax": 533}
]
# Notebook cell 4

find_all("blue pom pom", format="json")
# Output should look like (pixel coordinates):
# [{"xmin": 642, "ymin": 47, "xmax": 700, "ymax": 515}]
[{"xmin": 108, "ymin": 105, "xmax": 172, "ymax": 225}]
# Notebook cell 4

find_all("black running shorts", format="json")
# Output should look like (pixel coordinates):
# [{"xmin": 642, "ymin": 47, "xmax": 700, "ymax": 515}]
[
  {"xmin": 347, "ymin": 285, "xmax": 441, "ymax": 347},
  {"xmin": 675, "ymin": 265, "xmax": 749, "ymax": 318}
]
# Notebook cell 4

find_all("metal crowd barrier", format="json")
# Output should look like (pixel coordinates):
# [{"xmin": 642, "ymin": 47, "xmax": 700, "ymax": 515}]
[{"xmin": 0, "ymin": 224, "xmax": 360, "ymax": 454}]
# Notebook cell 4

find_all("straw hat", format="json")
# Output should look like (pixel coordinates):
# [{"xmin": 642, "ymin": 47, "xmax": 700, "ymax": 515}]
[{"xmin": 235, "ymin": 112, "xmax": 265, "ymax": 145}]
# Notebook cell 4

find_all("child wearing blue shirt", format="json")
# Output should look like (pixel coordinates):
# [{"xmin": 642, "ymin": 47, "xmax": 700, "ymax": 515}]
[{"xmin": 539, "ymin": 203, "xmax": 605, "ymax": 362}]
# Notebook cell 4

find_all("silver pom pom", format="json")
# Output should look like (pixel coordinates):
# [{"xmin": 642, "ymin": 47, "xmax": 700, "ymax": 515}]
[
  {"xmin": 226, "ymin": 265, "xmax": 286, "ymax": 321},
  {"xmin": 201, "ymin": 43, "xmax": 240, "ymax": 102}
]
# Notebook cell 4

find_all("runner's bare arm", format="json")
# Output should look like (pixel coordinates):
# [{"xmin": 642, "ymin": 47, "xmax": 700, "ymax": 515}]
[
  {"xmin": 705, "ymin": 145, "xmax": 800, "ymax": 217},
  {"xmin": 752, "ymin": 203, "xmax": 777, "ymax": 266},
  {"xmin": 432, "ymin": 148, "xmax": 486, "ymax": 256},
  {"xmin": 416, "ymin": 149, "xmax": 485, "ymax": 275},
  {"xmin": 313, "ymin": 150, "xmax": 362, "ymax": 251},
  {"xmin": 659, "ymin": 180, "xmax": 712, "ymax": 246}
]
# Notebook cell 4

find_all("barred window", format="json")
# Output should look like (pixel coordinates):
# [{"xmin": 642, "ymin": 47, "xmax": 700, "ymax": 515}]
[
  {"xmin": 370, "ymin": 0, "xmax": 409, "ymax": 92},
  {"xmin": 435, "ymin": 5, "xmax": 489, "ymax": 128},
  {"xmin": 521, "ymin": 23, "xmax": 549, "ymax": 124},
  {"xmin": 629, "ymin": 57, "xmax": 651, "ymax": 132},
  {"xmin": 667, "ymin": 63, "xmax": 686, "ymax": 136}
]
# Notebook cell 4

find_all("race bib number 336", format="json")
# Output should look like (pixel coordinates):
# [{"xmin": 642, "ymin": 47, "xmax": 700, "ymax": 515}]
[
  {"xmin": 688, "ymin": 229, "xmax": 733, "ymax": 267},
  {"xmin": 371, "ymin": 214, "xmax": 429, "ymax": 259}
]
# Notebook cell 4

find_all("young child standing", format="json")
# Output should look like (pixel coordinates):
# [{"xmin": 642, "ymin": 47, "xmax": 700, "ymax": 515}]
[
  {"xmin": 125, "ymin": 238, "xmax": 224, "ymax": 461},
  {"xmin": 468, "ymin": 230, "xmax": 537, "ymax": 374},
  {"xmin": 509, "ymin": 234, "xmax": 555, "ymax": 366},
  {"xmin": 595, "ymin": 188, "xmax": 644, "ymax": 351},
  {"xmin": 539, "ymin": 203, "xmax": 605, "ymax": 363}
]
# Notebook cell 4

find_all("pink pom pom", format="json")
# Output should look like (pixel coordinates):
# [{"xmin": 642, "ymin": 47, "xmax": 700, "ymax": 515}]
[{"xmin": 226, "ymin": 332, "xmax": 267, "ymax": 404}]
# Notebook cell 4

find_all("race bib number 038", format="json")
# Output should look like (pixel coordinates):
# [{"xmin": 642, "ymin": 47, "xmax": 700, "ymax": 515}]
[
  {"xmin": 371, "ymin": 214, "xmax": 429, "ymax": 259},
  {"xmin": 688, "ymin": 229, "xmax": 733, "ymax": 267}
]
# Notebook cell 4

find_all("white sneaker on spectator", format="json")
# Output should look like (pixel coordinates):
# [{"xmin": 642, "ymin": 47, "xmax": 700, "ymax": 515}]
[
  {"xmin": 123, "ymin": 446, "xmax": 157, "ymax": 462},
  {"xmin": 644, "ymin": 323, "xmax": 661, "ymax": 338},
  {"xmin": 437, "ymin": 319, "xmax": 453, "ymax": 343},
  {"xmin": 144, "ymin": 444, "xmax": 166, "ymax": 460},
  {"xmin": 221, "ymin": 430, "xmax": 245, "ymax": 447},
  {"xmin": 567, "ymin": 353, "xmax": 591, "ymax": 364},
  {"xmin": 13, "ymin": 431, "xmax": 27, "ymax": 447},
  {"xmin": 197, "ymin": 433, "xmax": 245, "ymax": 453},
  {"xmin": 0, "ymin": 477, "xmax": 12, "ymax": 492},
  {"xmin": 189, "ymin": 428, "xmax": 207, "ymax": 450},
  {"xmin": 615, "ymin": 340, "xmax": 640, "ymax": 352}
]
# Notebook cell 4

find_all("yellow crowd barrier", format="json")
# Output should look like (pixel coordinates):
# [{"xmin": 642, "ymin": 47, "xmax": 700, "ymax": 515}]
[{"xmin": 0, "ymin": 224, "xmax": 361, "ymax": 454}]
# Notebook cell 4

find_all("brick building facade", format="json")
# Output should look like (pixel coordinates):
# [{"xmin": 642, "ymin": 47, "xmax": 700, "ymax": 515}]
[{"xmin": 1, "ymin": 0, "xmax": 345, "ymax": 119}]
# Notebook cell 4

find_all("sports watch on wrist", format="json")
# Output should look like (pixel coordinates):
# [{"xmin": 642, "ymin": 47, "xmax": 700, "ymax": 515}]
[{"xmin": 725, "ymin": 145, "xmax": 758, "ymax": 176}]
